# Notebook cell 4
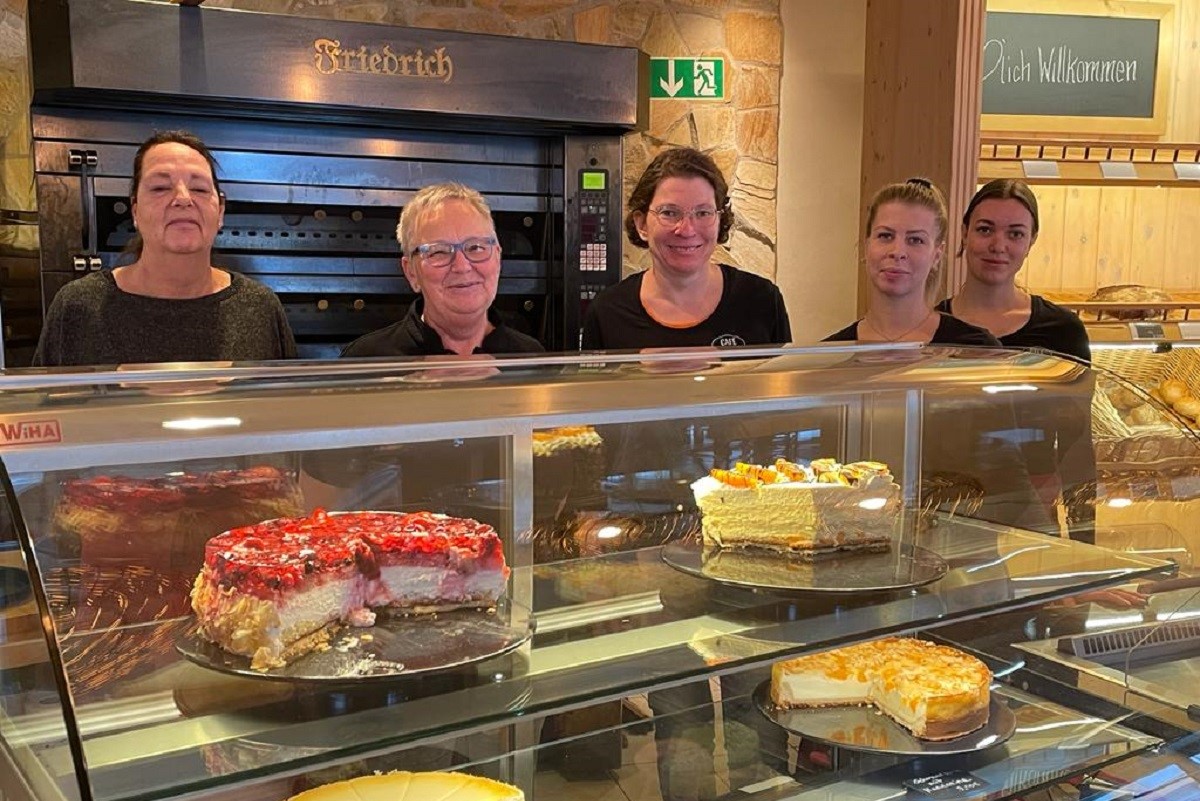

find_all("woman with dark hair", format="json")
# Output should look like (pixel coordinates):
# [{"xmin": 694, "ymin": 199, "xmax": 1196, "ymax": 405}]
[
  {"xmin": 940, "ymin": 179, "xmax": 1095, "ymax": 538},
  {"xmin": 824, "ymin": 178, "xmax": 997, "ymax": 346},
  {"xmin": 937, "ymin": 178, "xmax": 1090, "ymax": 362},
  {"xmin": 581, "ymin": 147, "xmax": 791, "ymax": 349},
  {"xmin": 33, "ymin": 130, "xmax": 296, "ymax": 366}
]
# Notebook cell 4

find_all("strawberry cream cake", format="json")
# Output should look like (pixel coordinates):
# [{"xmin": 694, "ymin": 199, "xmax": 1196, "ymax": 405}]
[{"xmin": 190, "ymin": 509, "xmax": 509, "ymax": 669}]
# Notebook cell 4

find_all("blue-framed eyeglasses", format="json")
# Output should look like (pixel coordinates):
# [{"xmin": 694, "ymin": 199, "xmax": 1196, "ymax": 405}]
[
  {"xmin": 410, "ymin": 237, "xmax": 499, "ymax": 268},
  {"xmin": 647, "ymin": 206, "xmax": 721, "ymax": 226}
]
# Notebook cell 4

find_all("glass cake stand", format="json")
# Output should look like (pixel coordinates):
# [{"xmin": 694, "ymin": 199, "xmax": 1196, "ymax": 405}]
[
  {"xmin": 177, "ymin": 597, "xmax": 534, "ymax": 682},
  {"xmin": 660, "ymin": 538, "xmax": 948, "ymax": 593},
  {"xmin": 753, "ymin": 680, "xmax": 1015, "ymax": 756}
]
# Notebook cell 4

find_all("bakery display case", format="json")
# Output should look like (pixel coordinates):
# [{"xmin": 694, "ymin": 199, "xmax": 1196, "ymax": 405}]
[{"xmin": 0, "ymin": 344, "xmax": 1197, "ymax": 801}]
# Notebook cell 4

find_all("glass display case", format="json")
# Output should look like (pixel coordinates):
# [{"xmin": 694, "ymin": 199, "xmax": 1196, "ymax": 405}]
[{"xmin": 1, "ymin": 344, "xmax": 1197, "ymax": 801}]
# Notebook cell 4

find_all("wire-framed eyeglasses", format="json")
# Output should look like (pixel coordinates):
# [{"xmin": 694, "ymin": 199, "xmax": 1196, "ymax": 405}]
[
  {"xmin": 410, "ymin": 237, "xmax": 499, "ymax": 268},
  {"xmin": 647, "ymin": 205, "xmax": 721, "ymax": 227}
]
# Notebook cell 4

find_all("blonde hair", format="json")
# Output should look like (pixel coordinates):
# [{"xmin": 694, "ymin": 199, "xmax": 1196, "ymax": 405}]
[
  {"xmin": 864, "ymin": 177, "xmax": 948, "ymax": 292},
  {"xmin": 397, "ymin": 182, "xmax": 495, "ymax": 255}
]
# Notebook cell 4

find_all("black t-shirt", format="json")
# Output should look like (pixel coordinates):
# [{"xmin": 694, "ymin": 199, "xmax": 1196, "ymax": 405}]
[
  {"xmin": 822, "ymin": 313, "xmax": 1000, "ymax": 346},
  {"xmin": 936, "ymin": 295, "xmax": 1090, "ymax": 362},
  {"xmin": 341, "ymin": 297, "xmax": 544, "ymax": 357},
  {"xmin": 581, "ymin": 263, "xmax": 791, "ymax": 350}
]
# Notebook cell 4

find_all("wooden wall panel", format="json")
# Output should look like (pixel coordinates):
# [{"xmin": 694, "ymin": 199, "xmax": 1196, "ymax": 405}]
[
  {"xmin": 1164, "ymin": 188, "xmax": 1200, "ymax": 288},
  {"xmin": 1128, "ymin": 186, "xmax": 1170, "ymax": 288},
  {"xmin": 1096, "ymin": 187, "xmax": 1136, "ymax": 286},
  {"xmin": 1023, "ymin": 184, "xmax": 1200, "ymax": 294},
  {"xmin": 1168, "ymin": 0, "xmax": 1200, "ymax": 141},
  {"xmin": 1023, "ymin": 184, "xmax": 1067, "ymax": 290},
  {"xmin": 1058, "ymin": 186, "xmax": 1102, "ymax": 291}
]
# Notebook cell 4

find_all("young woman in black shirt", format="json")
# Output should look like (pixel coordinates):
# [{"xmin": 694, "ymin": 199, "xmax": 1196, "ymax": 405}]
[
  {"xmin": 938, "ymin": 179, "xmax": 1096, "ymax": 541},
  {"xmin": 937, "ymin": 178, "xmax": 1089, "ymax": 361},
  {"xmin": 823, "ymin": 179, "xmax": 997, "ymax": 347}
]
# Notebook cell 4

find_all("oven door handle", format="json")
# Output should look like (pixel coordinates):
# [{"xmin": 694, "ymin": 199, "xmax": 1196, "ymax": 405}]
[{"xmin": 68, "ymin": 148, "xmax": 102, "ymax": 273}]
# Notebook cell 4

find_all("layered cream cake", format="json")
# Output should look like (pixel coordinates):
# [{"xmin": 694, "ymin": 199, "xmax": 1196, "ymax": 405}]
[
  {"xmin": 289, "ymin": 772, "xmax": 523, "ymax": 801},
  {"xmin": 771, "ymin": 637, "xmax": 991, "ymax": 741},
  {"xmin": 190, "ymin": 509, "xmax": 509, "ymax": 670},
  {"xmin": 691, "ymin": 459, "xmax": 900, "ymax": 558}
]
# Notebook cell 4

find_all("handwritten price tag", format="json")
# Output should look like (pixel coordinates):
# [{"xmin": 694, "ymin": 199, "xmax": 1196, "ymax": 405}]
[{"xmin": 903, "ymin": 770, "xmax": 990, "ymax": 799}]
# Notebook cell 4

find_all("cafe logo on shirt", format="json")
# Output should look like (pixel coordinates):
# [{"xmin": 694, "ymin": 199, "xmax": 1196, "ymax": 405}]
[
  {"xmin": 313, "ymin": 39, "xmax": 454, "ymax": 82},
  {"xmin": 711, "ymin": 334, "xmax": 746, "ymax": 347},
  {"xmin": 0, "ymin": 418, "xmax": 62, "ymax": 446}
]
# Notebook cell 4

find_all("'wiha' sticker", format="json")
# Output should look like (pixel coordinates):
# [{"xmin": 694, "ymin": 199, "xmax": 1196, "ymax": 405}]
[{"xmin": 0, "ymin": 419, "xmax": 63, "ymax": 446}]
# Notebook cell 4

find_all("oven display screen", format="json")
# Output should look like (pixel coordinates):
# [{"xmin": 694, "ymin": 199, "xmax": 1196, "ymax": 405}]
[{"xmin": 581, "ymin": 170, "xmax": 607, "ymax": 190}]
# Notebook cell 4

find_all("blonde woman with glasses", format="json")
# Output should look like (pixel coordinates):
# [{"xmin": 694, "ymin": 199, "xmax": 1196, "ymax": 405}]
[
  {"xmin": 582, "ymin": 147, "xmax": 791, "ymax": 350},
  {"xmin": 342, "ymin": 182, "xmax": 543, "ymax": 357}
]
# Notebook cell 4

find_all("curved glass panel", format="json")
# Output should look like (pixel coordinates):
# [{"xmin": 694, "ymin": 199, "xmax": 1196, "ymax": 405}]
[{"xmin": 0, "ymin": 344, "xmax": 1193, "ymax": 801}]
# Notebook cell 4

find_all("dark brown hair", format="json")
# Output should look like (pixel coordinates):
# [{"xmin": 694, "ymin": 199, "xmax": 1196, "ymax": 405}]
[
  {"xmin": 624, "ymin": 147, "xmax": 734, "ymax": 248},
  {"xmin": 864, "ymin": 177, "xmax": 949, "ymax": 244},
  {"xmin": 962, "ymin": 178, "xmax": 1040, "ymax": 239},
  {"xmin": 127, "ymin": 130, "xmax": 223, "ymax": 258}
]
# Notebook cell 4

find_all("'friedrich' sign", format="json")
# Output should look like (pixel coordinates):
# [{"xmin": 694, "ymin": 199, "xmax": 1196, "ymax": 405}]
[
  {"xmin": 981, "ymin": 1, "xmax": 1173, "ymax": 135},
  {"xmin": 313, "ymin": 39, "xmax": 454, "ymax": 82}
]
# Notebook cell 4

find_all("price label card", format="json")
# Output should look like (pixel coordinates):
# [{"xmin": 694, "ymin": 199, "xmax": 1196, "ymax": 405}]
[
  {"xmin": 1177, "ymin": 322, "xmax": 1200, "ymax": 340},
  {"xmin": 1128, "ymin": 322, "xmax": 1166, "ymax": 340},
  {"xmin": 903, "ymin": 770, "xmax": 990, "ymax": 799}
]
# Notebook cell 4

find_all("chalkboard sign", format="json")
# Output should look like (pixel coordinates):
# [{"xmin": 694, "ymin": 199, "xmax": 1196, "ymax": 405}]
[
  {"xmin": 981, "ymin": 1, "xmax": 1174, "ymax": 135},
  {"xmin": 903, "ymin": 770, "xmax": 990, "ymax": 799}
]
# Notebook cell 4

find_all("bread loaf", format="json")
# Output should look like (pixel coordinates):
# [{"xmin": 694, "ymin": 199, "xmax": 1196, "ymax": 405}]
[
  {"xmin": 1160, "ymin": 380, "xmax": 1188, "ymax": 405},
  {"xmin": 1174, "ymin": 397, "xmax": 1200, "ymax": 421},
  {"xmin": 1130, "ymin": 404, "xmax": 1161, "ymax": 426}
]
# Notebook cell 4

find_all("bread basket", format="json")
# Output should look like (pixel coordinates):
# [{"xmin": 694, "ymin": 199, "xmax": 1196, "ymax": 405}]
[{"xmin": 1091, "ymin": 347, "xmax": 1200, "ymax": 464}]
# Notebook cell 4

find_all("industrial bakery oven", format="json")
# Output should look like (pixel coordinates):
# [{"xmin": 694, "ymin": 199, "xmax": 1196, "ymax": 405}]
[{"xmin": 23, "ymin": 0, "xmax": 646, "ymax": 359}]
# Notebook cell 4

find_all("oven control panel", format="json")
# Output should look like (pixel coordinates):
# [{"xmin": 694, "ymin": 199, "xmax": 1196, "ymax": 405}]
[
  {"xmin": 577, "ymin": 168, "xmax": 613, "ymax": 346},
  {"xmin": 578, "ymin": 168, "xmax": 610, "ymax": 315},
  {"xmin": 564, "ymin": 138, "xmax": 622, "ymax": 349}
]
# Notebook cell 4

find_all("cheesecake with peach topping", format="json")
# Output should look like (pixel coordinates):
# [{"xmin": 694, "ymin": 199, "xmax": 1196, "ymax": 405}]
[{"xmin": 770, "ymin": 637, "xmax": 991, "ymax": 740}]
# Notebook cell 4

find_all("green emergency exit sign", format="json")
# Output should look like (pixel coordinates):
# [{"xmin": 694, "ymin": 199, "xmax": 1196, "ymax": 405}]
[{"xmin": 650, "ymin": 58, "xmax": 725, "ymax": 99}]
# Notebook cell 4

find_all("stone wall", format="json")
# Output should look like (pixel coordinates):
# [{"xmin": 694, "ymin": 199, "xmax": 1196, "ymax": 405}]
[
  {"xmin": 0, "ymin": 0, "xmax": 35, "ymax": 251},
  {"xmin": 1, "ymin": 0, "xmax": 781, "ymax": 276}
]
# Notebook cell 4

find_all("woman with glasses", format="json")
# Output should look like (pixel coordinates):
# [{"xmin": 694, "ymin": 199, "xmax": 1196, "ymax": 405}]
[
  {"xmin": 342, "ymin": 182, "xmax": 543, "ymax": 357},
  {"xmin": 581, "ymin": 147, "xmax": 791, "ymax": 350},
  {"xmin": 583, "ymin": 146, "xmax": 792, "ymax": 796}
]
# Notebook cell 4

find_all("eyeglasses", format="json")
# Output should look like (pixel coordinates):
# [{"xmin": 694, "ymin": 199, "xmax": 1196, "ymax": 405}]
[
  {"xmin": 410, "ymin": 237, "xmax": 499, "ymax": 268},
  {"xmin": 647, "ymin": 205, "xmax": 721, "ymax": 227}
]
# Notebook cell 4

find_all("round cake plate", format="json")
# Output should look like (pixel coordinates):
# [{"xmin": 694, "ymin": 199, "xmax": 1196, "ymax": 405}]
[
  {"xmin": 660, "ymin": 539, "xmax": 948, "ymax": 593},
  {"xmin": 753, "ymin": 680, "xmax": 1015, "ymax": 756},
  {"xmin": 177, "ymin": 598, "xmax": 534, "ymax": 682}
]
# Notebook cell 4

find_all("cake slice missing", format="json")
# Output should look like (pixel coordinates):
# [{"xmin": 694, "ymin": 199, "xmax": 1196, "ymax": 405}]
[
  {"xmin": 770, "ymin": 638, "xmax": 991, "ymax": 741},
  {"xmin": 191, "ymin": 510, "xmax": 509, "ymax": 670}
]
